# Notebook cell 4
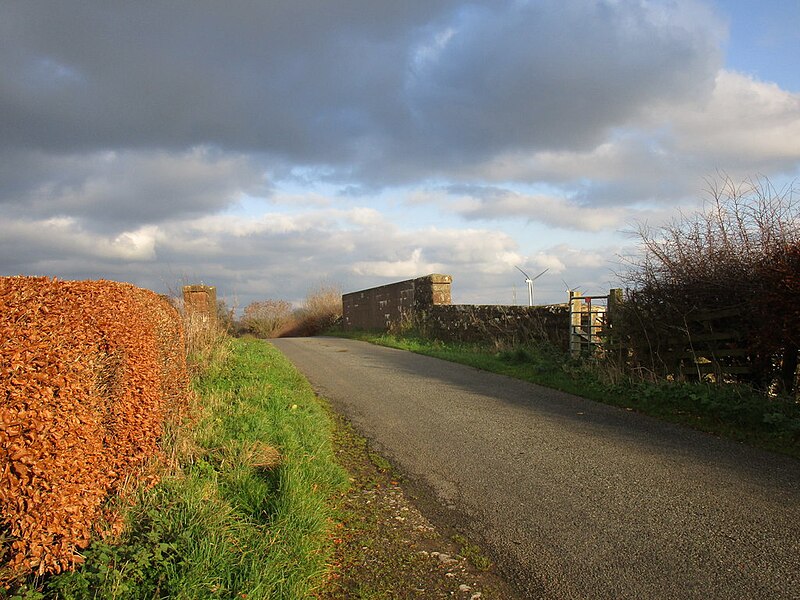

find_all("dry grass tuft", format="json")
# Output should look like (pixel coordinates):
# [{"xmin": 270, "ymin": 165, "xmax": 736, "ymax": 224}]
[
  {"xmin": 280, "ymin": 284, "xmax": 343, "ymax": 337},
  {"xmin": 241, "ymin": 441, "xmax": 282, "ymax": 470},
  {"xmin": 182, "ymin": 311, "xmax": 231, "ymax": 378}
]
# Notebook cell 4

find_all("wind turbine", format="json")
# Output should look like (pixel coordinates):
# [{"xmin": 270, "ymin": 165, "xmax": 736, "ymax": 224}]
[{"xmin": 515, "ymin": 266, "xmax": 549, "ymax": 306}]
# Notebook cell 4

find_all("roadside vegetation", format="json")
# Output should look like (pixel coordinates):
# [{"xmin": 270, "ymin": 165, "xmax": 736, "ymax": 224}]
[
  {"xmin": 8, "ymin": 330, "xmax": 348, "ymax": 598},
  {"xmin": 5, "ymin": 175, "xmax": 796, "ymax": 596},
  {"xmin": 5, "ymin": 282, "xmax": 511, "ymax": 599},
  {"xmin": 333, "ymin": 331, "xmax": 800, "ymax": 460},
  {"xmin": 239, "ymin": 284, "xmax": 342, "ymax": 339},
  {"xmin": 619, "ymin": 175, "xmax": 799, "ymax": 397}
]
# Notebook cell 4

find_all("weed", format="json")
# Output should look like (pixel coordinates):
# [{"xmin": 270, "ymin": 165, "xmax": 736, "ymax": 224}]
[
  {"xmin": 367, "ymin": 452, "xmax": 393, "ymax": 474},
  {"xmin": 183, "ymin": 310, "xmax": 231, "ymax": 378},
  {"xmin": 452, "ymin": 534, "xmax": 492, "ymax": 571},
  {"xmin": 239, "ymin": 284, "xmax": 344, "ymax": 339},
  {"xmin": 498, "ymin": 346, "xmax": 533, "ymax": 365}
]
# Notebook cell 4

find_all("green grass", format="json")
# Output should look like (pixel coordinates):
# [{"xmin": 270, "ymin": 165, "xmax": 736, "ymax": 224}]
[
  {"xmin": 333, "ymin": 330, "xmax": 800, "ymax": 459},
  {"xmin": 452, "ymin": 535, "xmax": 492, "ymax": 572},
  {"xmin": 15, "ymin": 337, "xmax": 347, "ymax": 599}
]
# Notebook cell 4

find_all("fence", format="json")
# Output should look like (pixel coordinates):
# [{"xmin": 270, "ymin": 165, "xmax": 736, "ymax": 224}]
[
  {"xmin": 659, "ymin": 306, "xmax": 755, "ymax": 381},
  {"xmin": 421, "ymin": 303, "xmax": 570, "ymax": 349},
  {"xmin": 613, "ymin": 294, "xmax": 798, "ymax": 394}
]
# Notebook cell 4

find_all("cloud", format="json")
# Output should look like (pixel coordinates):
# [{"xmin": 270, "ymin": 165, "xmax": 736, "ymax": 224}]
[
  {"xmin": 0, "ymin": 0, "xmax": 725, "ymax": 184},
  {"xmin": 0, "ymin": 147, "xmax": 267, "ymax": 232},
  {"xmin": 0, "ymin": 1, "xmax": 455, "ymax": 159},
  {"xmin": 667, "ymin": 70, "xmax": 800, "ymax": 169},
  {"xmin": 352, "ymin": 248, "xmax": 446, "ymax": 278},
  {"xmin": 446, "ymin": 186, "xmax": 628, "ymax": 230},
  {"xmin": 454, "ymin": 69, "xmax": 800, "ymax": 208},
  {"xmin": 0, "ymin": 217, "xmax": 159, "ymax": 272},
  {"xmin": 0, "ymin": 203, "xmax": 537, "ymax": 305},
  {"xmin": 411, "ymin": 185, "xmax": 673, "ymax": 232},
  {"xmin": 1, "ymin": 1, "xmax": 798, "ymax": 309},
  {"xmin": 403, "ymin": 0, "xmax": 722, "ymax": 160}
]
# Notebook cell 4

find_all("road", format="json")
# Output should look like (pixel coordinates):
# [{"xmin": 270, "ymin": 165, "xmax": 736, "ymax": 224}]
[{"xmin": 271, "ymin": 337, "xmax": 800, "ymax": 599}]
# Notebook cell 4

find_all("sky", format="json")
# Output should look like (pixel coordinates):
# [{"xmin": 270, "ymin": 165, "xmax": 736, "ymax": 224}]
[{"xmin": 1, "ymin": 0, "xmax": 799, "ymax": 309}]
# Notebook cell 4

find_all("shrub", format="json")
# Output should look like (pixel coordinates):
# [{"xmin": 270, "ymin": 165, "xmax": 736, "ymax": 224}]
[
  {"xmin": 0, "ymin": 277, "xmax": 189, "ymax": 583},
  {"xmin": 620, "ymin": 175, "xmax": 799, "ymax": 394},
  {"xmin": 280, "ymin": 284, "xmax": 343, "ymax": 337},
  {"xmin": 240, "ymin": 299, "xmax": 293, "ymax": 338},
  {"xmin": 182, "ymin": 309, "xmax": 231, "ymax": 378},
  {"xmin": 216, "ymin": 299, "xmax": 236, "ymax": 334}
]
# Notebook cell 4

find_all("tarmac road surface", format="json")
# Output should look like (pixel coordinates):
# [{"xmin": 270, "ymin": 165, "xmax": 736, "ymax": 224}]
[{"xmin": 271, "ymin": 337, "xmax": 800, "ymax": 599}]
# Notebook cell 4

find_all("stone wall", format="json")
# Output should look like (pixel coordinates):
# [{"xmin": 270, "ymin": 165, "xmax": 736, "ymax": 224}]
[
  {"xmin": 342, "ymin": 274, "xmax": 569, "ymax": 348},
  {"xmin": 420, "ymin": 303, "xmax": 569, "ymax": 350},
  {"xmin": 342, "ymin": 274, "xmax": 452, "ymax": 330}
]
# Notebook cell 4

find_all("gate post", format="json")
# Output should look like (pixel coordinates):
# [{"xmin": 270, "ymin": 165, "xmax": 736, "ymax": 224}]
[
  {"xmin": 569, "ymin": 291, "xmax": 582, "ymax": 356},
  {"xmin": 606, "ymin": 288, "xmax": 623, "ymax": 348}
]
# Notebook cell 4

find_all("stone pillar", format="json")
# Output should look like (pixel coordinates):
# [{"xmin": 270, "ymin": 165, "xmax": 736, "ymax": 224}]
[
  {"xmin": 182, "ymin": 285, "xmax": 217, "ymax": 324},
  {"xmin": 413, "ymin": 274, "xmax": 452, "ymax": 310}
]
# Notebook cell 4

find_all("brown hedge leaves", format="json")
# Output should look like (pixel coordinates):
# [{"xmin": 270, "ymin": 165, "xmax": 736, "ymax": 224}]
[{"xmin": 0, "ymin": 277, "xmax": 189, "ymax": 580}]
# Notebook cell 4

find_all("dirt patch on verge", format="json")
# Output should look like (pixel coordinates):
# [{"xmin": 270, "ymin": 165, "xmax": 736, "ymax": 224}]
[{"xmin": 318, "ymin": 410, "xmax": 521, "ymax": 599}]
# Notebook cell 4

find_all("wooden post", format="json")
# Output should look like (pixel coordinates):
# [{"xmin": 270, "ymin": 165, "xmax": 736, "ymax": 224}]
[
  {"xmin": 569, "ymin": 291, "xmax": 583, "ymax": 356},
  {"xmin": 606, "ymin": 288, "xmax": 623, "ymax": 349}
]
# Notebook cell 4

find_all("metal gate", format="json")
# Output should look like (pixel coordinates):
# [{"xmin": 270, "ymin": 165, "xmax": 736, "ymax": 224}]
[{"xmin": 568, "ymin": 291, "xmax": 609, "ymax": 356}]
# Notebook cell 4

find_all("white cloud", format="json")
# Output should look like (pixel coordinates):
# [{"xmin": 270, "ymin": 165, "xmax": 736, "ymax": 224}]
[
  {"xmin": 416, "ymin": 185, "xmax": 673, "ymax": 231},
  {"xmin": 111, "ymin": 226, "xmax": 158, "ymax": 260},
  {"xmin": 668, "ymin": 70, "xmax": 800, "ymax": 167},
  {"xmin": 344, "ymin": 207, "xmax": 386, "ymax": 228},
  {"xmin": 456, "ymin": 191, "xmax": 628, "ymax": 231},
  {"xmin": 0, "ymin": 147, "xmax": 267, "ymax": 231},
  {"xmin": 529, "ymin": 252, "xmax": 566, "ymax": 274},
  {"xmin": 0, "ymin": 218, "xmax": 159, "ymax": 264},
  {"xmin": 352, "ymin": 248, "xmax": 446, "ymax": 278},
  {"xmin": 458, "ymin": 69, "xmax": 800, "ymax": 209}
]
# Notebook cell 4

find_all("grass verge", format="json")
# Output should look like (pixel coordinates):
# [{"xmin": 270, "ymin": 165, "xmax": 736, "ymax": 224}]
[
  {"xmin": 332, "ymin": 331, "xmax": 800, "ymax": 460},
  {"xmin": 10, "ymin": 337, "xmax": 347, "ymax": 599}
]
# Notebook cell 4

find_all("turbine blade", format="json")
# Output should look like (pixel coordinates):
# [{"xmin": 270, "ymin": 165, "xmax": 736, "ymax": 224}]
[
  {"xmin": 515, "ymin": 265, "xmax": 532, "ymax": 279},
  {"xmin": 532, "ymin": 268, "xmax": 549, "ymax": 281}
]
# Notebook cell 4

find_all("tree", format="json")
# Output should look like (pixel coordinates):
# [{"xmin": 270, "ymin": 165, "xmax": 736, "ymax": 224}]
[
  {"xmin": 216, "ymin": 298, "xmax": 236, "ymax": 333},
  {"xmin": 241, "ymin": 299, "xmax": 293, "ymax": 338}
]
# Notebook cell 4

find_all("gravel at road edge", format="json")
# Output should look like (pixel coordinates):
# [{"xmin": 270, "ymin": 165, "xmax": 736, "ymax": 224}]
[{"xmin": 317, "ymin": 407, "xmax": 522, "ymax": 599}]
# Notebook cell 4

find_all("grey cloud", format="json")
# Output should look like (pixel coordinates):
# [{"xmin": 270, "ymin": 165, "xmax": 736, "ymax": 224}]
[
  {"xmin": 0, "ymin": 0, "xmax": 749, "ymax": 305},
  {"xmin": 0, "ymin": 148, "xmax": 267, "ymax": 232},
  {"xmin": 1, "ymin": 0, "xmax": 724, "ymax": 183},
  {"xmin": 0, "ymin": 1, "xmax": 456, "ymax": 157},
  {"xmin": 403, "ymin": 0, "xmax": 723, "ymax": 164},
  {"xmin": 444, "ymin": 184, "xmax": 509, "ymax": 202},
  {"xmin": 437, "ymin": 182, "xmax": 688, "ymax": 233}
]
